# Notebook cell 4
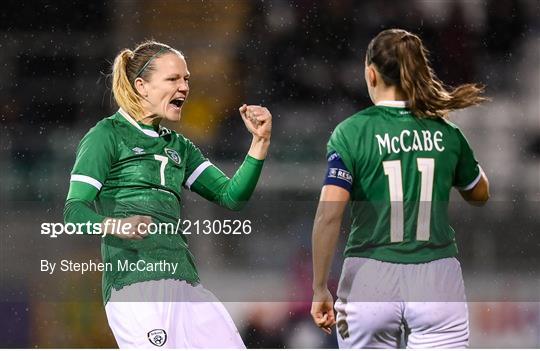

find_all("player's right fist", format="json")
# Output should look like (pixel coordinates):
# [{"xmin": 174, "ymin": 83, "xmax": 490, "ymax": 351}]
[{"xmin": 102, "ymin": 215, "xmax": 152, "ymax": 240}]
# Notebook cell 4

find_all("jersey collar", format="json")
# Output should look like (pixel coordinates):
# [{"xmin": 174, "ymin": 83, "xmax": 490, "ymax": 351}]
[
  {"xmin": 118, "ymin": 108, "xmax": 160, "ymax": 138},
  {"xmin": 376, "ymin": 100, "xmax": 408, "ymax": 108}
]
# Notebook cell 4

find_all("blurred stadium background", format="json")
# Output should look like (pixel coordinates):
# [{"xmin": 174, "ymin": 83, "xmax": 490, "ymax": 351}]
[{"xmin": 1, "ymin": 0, "xmax": 539, "ymax": 348}]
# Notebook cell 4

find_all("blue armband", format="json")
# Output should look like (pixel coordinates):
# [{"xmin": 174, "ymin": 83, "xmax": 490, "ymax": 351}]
[{"xmin": 323, "ymin": 151, "xmax": 353, "ymax": 192}]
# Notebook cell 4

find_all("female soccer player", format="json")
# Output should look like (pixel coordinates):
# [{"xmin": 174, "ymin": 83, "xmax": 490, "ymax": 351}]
[
  {"xmin": 64, "ymin": 41, "xmax": 271, "ymax": 348},
  {"xmin": 311, "ymin": 29, "xmax": 490, "ymax": 348}
]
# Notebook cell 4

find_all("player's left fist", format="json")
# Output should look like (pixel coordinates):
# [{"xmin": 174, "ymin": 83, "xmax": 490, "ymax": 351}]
[
  {"xmin": 239, "ymin": 104, "xmax": 272, "ymax": 141},
  {"xmin": 311, "ymin": 287, "xmax": 336, "ymax": 335}
]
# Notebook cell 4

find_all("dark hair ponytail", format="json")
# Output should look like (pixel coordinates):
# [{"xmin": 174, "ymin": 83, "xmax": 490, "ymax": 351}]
[{"xmin": 367, "ymin": 29, "xmax": 487, "ymax": 118}]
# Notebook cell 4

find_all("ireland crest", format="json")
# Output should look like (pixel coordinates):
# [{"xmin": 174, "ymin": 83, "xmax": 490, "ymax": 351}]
[
  {"xmin": 148, "ymin": 329, "xmax": 167, "ymax": 347},
  {"xmin": 164, "ymin": 148, "xmax": 181, "ymax": 165}
]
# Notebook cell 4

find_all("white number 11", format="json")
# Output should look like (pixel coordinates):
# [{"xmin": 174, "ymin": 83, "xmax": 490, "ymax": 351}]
[{"xmin": 382, "ymin": 158, "xmax": 434, "ymax": 242}]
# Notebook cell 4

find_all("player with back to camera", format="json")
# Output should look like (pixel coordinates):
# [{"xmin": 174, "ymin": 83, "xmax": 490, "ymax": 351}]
[
  {"xmin": 310, "ymin": 28, "xmax": 490, "ymax": 348},
  {"xmin": 63, "ymin": 41, "xmax": 271, "ymax": 348}
]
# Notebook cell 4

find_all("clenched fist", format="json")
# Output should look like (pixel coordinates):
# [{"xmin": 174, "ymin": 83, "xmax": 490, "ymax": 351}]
[{"xmin": 239, "ymin": 104, "xmax": 272, "ymax": 141}]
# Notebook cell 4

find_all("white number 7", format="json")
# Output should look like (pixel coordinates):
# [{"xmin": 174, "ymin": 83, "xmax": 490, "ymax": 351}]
[
  {"xmin": 382, "ymin": 158, "xmax": 434, "ymax": 242},
  {"xmin": 154, "ymin": 155, "xmax": 169, "ymax": 186}
]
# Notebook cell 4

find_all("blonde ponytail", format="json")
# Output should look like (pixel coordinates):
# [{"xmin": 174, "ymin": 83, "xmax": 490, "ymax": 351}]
[{"xmin": 112, "ymin": 49, "xmax": 145, "ymax": 119}]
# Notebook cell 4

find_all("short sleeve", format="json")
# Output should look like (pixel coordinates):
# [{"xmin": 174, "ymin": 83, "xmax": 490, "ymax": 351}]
[
  {"xmin": 182, "ymin": 138, "xmax": 213, "ymax": 189},
  {"xmin": 323, "ymin": 151, "xmax": 353, "ymax": 192},
  {"xmin": 327, "ymin": 123, "xmax": 354, "ymax": 174},
  {"xmin": 453, "ymin": 128, "xmax": 481, "ymax": 190},
  {"xmin": 70, "ymin": 122, "xmax": 117, "ymax": 193}
]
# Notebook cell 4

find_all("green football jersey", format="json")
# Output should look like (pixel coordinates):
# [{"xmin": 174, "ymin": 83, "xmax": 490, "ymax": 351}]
[
  {"xmin": 70, "ymin": 108, "xmax": 212, "ymax": 302},
  {"xmin": 327, "ymin": 102, "xmax": 481, "ymax": 263}
]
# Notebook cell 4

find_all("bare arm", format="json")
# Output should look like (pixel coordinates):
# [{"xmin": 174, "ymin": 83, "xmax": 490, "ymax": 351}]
[
  {"xmin": 311, "ymin": 185, "xmax": 349, "ymax": 334},
  {"xmin": 459, "ymin": 170, "xmax": 490, "ymax": 206}
]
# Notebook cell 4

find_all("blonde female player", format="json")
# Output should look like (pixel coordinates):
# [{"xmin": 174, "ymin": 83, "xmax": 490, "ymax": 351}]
[
  {"xmin": 311, "ymin": 29, "xmax": 490, "ymax": 348},
  {"xmin": 64, "ymin": 41, "xmax": 271, "ymax": 348}
]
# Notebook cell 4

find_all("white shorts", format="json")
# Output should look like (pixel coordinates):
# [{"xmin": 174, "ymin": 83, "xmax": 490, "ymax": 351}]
[
  {"xmin": 335, "ymin": 257, "xmax": 469, "ymax": 349},
  {"xmin": 105, "ymin": 279, "xmax": 245, "ymax": 348}
]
